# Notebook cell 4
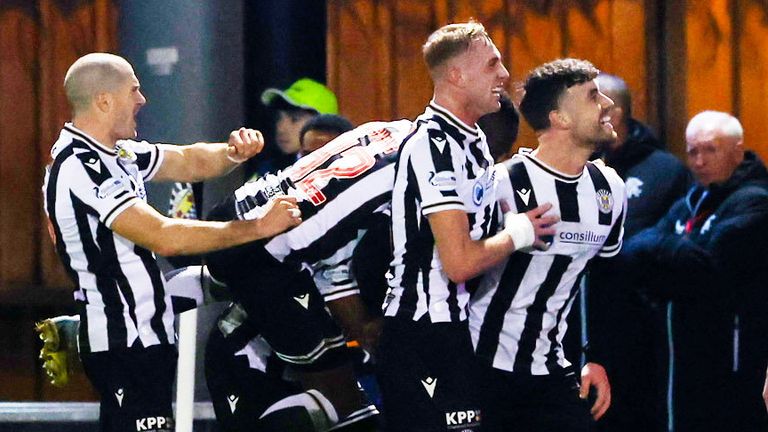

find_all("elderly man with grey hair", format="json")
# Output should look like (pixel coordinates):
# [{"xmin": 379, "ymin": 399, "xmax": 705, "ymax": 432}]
[{"xmin": 619, "ymin": 111, "xmax": 768, "ymax": 432}]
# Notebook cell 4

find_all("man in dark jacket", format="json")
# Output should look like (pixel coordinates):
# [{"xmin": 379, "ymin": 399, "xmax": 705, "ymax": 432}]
[
  {"xmin": 581, "ymin": 74, "xmax": 690, "ymax": 432},
  {"xmin": 621, "ymin": 110, "xmax": 768, "ymax": 432}
]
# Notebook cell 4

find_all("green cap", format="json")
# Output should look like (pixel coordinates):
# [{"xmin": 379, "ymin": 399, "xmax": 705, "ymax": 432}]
[{"xmin": 260, "ymin": 78, "xmax": 339, "ymax": 115}]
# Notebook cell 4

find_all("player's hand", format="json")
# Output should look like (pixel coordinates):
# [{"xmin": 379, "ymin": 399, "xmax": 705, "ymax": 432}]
[
  {"xmin": 360, "ymin": 317, "xmax": 383, "ymax": 355},
  {"xmin": 256, "ymin": 196, "xmax": 301, "ymax": 238},
  {"xmin": 500, "ymin": 201, "xmax": 558, "ymax": 251},
  {"xmin": 580, "ymin": 362, "xmax": 611, "ymax": 420},
  {"xmin": 762, "ymin": 366, "xmax": 768, "ymax": 413},
  {"xmin": 525, "ymin": 203, "xmax": 559, "ymax": 251},
  {"xmin": 227, "ymin": 127, "xmax": 265, "ymax": 163}
]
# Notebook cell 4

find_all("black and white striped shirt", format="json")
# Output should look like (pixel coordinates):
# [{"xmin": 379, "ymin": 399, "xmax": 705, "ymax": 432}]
[
  {"xmin": 386, "ymin": 102, "xmax": 500, "ymax": 322},
  {"xmin": 234, "ymin": 120, "xmax": 413, "ymax": 301},
  {"xmin": 470, "ymin": 151, "xmax": 626, "ymax": 374},
  {"xmin": 43, "ymin": 124, "xmax": 172, "ymax": 353}
]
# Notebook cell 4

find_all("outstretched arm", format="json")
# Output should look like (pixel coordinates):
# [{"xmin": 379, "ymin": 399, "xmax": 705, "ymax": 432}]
[{"xmin": 153, "ymin": 128, "xmax": 265, "ymax": 183}]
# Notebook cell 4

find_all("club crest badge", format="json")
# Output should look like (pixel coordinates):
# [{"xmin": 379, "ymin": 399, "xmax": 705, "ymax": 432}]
[{"xmin": 595, "ymin": 189, "xmax": 613, "ymax": 214}]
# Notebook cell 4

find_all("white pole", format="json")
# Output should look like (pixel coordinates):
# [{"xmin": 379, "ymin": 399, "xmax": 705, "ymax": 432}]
[{"xmin": 175, "ymin": 309, "xmax": 198, "ymax": 432}]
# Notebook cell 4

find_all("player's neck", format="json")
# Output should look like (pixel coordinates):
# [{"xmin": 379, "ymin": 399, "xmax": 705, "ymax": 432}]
[
  {"xmin": 72, "ymin": 116, "xmax": 117, "ymax": 149},
  {"xmin": 532, "ymin": 132, "xmax": 593, "ymax": 176},
  {"xmin": 431, "ymin": 92, "xmax": 480, "ymax": 127}
]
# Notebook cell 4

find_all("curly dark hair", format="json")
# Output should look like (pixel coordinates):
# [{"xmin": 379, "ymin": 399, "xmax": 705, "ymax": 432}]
[{"xmin": 519, "ymin": 58, "xmax": 599, "ymax": 131}]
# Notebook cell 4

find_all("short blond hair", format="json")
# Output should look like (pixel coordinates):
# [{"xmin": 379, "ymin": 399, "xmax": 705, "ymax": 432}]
[{"xmin": 422, "ymin": 21, "xmax": 490, "ymax": 76}]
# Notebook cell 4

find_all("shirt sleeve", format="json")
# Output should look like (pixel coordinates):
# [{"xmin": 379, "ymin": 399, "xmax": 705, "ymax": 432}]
[
  {"xmin": 404, "ymin": 126, "xmax": 466, "ymax": 216},
  {"xmin": 65, "ymin": 155, "xmax": 138, "ymax": 228},
  {"xmin": 599, "ymin": 175, "xmax": 628, "ymax": 257},
  {"xmin": 118, "ymin": 139, "xmax": 164, "ymax": 181}
]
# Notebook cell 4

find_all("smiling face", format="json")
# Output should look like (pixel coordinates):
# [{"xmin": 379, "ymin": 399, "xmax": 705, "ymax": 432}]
[
  {"xmin": 556, "ymin": 79, "xmax": 616, "ymax": 149},
  {"xmin": 453, "ymin": 37, "xmax": 510, "ymax": 122}
]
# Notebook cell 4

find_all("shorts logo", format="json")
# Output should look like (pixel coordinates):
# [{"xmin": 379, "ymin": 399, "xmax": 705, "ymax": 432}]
[
  {"xmin": 429, "ymin": 171, "xmax": 456, "ymax": 192},
  {"xmin": 595, "ymin": 189, "xmax": 613, "ymax": 214},
  {"xmin": 114, "ymin": 388, "xmax": 124, "ymax": 407},
  {"xmin": 445, "ymin": 409, "xmax": 481, "ymax": 430},
  {"xmin": 293, "ymin": 294, "xmax": 310, "ymax": 309},
  {"xmin": 421, "ymin": 377, "xmax": 437, "ymax": 398},
  {"xmin": 135, "ymin": 416, "xmax": 173, "ymax": 431},
  {"xmin": 227, "ymin": 394, "xmax": 239, "ymax": 413},
  {"xmin": 472, "ymin": 181, "xmax": 484, "ymax": 206}
]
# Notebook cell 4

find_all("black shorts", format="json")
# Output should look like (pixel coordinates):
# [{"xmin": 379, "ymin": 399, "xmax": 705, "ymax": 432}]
[
  {"xmin": 376, "ymin": 318, "xmax": 482, "ymax": 432},
  {"xmin": 206, "ymin": 239, "xmax": 349, "ymax": 372},
  {"xmin": 80, "ymin": 344, "xmax": 177, "ymax": 432},
  {"xmin": 205, "ymin": 325, "xmax": 300, "ymax": 432},
  {"xmin": 477, "ymin": 364, "xmax": 593, "ymax": 432}
]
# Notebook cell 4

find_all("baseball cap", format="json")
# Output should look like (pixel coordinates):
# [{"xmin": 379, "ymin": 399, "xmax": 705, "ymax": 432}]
[{"xmin": 260, "ymin": 78, "xmax": 339, "ymax": 115}]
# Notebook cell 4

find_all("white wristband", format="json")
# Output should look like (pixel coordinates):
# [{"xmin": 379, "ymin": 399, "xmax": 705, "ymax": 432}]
[{"xmin": 503, "ymin": 212, "xmax": 535, "ymax": 250}]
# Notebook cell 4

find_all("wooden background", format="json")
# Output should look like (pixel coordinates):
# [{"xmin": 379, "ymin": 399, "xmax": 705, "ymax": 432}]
[
  {"xmin": 327, "ymin": 0, "xmax": 768, "ymax": 160},
  {"xmin": 2, "ymin": 0, "xmax": 768, "ymax": 401}
]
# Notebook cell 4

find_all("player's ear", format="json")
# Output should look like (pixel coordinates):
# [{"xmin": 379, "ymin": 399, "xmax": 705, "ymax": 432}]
[{"xmin": 549, "ymin": 110, "xmax": 570, "ymax": 129}]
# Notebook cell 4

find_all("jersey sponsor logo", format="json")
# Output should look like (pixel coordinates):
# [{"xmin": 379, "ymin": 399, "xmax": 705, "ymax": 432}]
[
  {"xmin": 472, "ymin": 181, "xmax": 484, "ymax": 206},
  {"xmin": 84, "ymin": 157, "xmax": 102, "ymax": 174},
  {"xmin": 595, "ymin": 189, "xmax": 613, "ymax": 214},
  {"xmin": 445, "ymin": 409, "xmax": 481, "ymax": 429},
  {"xmin": 95, "ymin": 178, "xmax": 126, "ymax": 199},
  {"xmin": 428, "ymin": 171, "xmax": 457, "ymax": 191},
  {"xmin": 625, "ymin": 177, "xmax": 643, "ymax": 199},
  {"xmin": 115, "ymin": 388, "xmax": 124, "ymax": 407},
  {"xmin": 227, "ymin": 394, "xmax": 239, "ymax": 413},
  {"xmin": 421, "ymin": 377, "xmax": 437, "ymax": 398},
  {"xmin": 516, "ymin": 188, "xmax": 531, "ymax": 206},
  {"xmin": 135, "ymin": 416, "xmax": 173, "ymax": 431},
  {"xmin": 322, "ymin": 266, "xmax": 350, "ymax": 284},
  {"xmin": 559, "ymin": 230, "xmax": 607, "ymax": 246},
  {"xmin": 293, "ymin": 293, "xmax": 310, "ymax": 309}
]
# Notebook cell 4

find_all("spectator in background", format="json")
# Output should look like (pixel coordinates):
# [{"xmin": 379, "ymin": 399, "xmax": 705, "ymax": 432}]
[
  {"xmin": 620, "ymin": 111, "xmax": 768, "ymax": 432},
  {"xmin": 257, "ymin": 78, "xmax": 339, "ymax": 172},
  {"xmin": 581, "ymin": 73, "xmax": 690, "ymax": 432},
  {"xmin": 477, "ymin": 91, "xmax": 520, "ymax": 162},
  {"xmin": 299, "ymin": 113, "xmax": 354, "ymax": 155}
]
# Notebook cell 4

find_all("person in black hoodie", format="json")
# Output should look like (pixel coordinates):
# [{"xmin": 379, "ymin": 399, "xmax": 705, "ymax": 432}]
[
  {"xmin": 578, "ymin": 74, "xmax": 690, "ymax": 432},
  {"xmin": 620, "ymin": 110, "xmax": 768, "ymax": 432}
]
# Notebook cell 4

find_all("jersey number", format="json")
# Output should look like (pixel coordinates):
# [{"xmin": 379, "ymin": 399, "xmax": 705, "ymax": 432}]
[{"xmin": 289, "ymin": 128, "xmax": 398, "ymax": 205}]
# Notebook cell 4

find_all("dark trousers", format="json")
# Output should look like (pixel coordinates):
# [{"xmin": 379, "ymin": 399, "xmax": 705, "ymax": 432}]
[{"xmin": 478, "ymin": 363, "xmax": 593, "ymax": 432}]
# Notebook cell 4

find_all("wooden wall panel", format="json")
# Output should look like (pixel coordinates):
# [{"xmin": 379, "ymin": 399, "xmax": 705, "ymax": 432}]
[
  {"xmin": 737, "ymin": 1, "xmax": 768, "ymax": 159},
  {"xmin": 685, "ymin": 0, "xmax": 734, "ymax": 117},
  {"xmin": 609, "ymin": 0, "xmax": 650, "ymax": 122},
  {"xmin": 507, "ymin": 3, "xmax": 564, "ymax": 150},
  {"xmin": 0, "ymin": 8, "xmax": 40, "ymax": 286},
  {"xmin": 328, "ymin": 0, "xmax": 394, "ymax": 125},
  {"xmin": 391, "ymin": 0, "xmax": 434, "ymax": 120}
]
